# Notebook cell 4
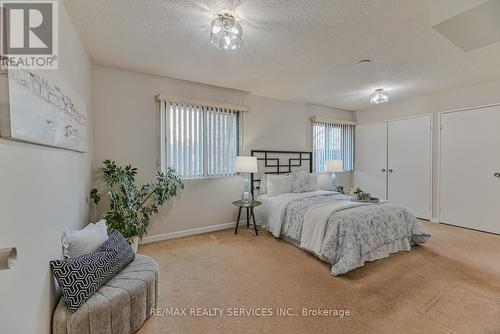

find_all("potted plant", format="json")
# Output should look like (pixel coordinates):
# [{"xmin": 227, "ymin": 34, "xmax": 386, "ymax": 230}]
[
  {"xmin": 349, "ymin": 186, "xmax": 363, "ymax": 200},
  {"xmin": 90, "ymin": 160, "xmax": 184, "ymax": 252}
]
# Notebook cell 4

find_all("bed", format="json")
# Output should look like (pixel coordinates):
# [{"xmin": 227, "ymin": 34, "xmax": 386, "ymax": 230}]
[{"xmin": 251, "ymin": 150, "xmax": 430, "ymax": 276}]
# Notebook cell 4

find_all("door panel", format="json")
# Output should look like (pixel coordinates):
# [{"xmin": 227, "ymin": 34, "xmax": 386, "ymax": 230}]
[
  {"xmin": 354, "ymin": 122, "xmax": 387, "ymax": 199},
  {"xmin": 440, "ymin": 105, "xmax": 500, "ymax": 234},
  {"xmin": 388, "ymin": 116, "xmax": 432, "ymax": 219}
]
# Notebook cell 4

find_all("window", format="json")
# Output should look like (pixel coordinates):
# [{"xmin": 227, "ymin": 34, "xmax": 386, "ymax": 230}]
[
  {"xmin": 159, "ymin": 99, "xmax": 241, "ymax": 178},
  {"xmin": 312, "ymin": 120, "xmax": 354, "ymax": 172}
]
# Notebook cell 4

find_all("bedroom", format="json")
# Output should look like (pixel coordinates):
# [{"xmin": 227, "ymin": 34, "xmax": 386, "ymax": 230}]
[{"xmin": 1, "ymin": 0, "xmax": 500, "ymax": 333}]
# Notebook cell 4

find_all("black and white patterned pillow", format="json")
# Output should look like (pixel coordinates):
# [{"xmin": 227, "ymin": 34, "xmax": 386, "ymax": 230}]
[
  {"xmin": 50, "ymin": 231, "xmax": 135, "ymax": 312},
  {"xmin": 96, "ymin": 230, "xmax": 135, "ymax": 277},
  {"xmin": 50, "ymin": 251, "xmax": 117, "ymax": 312}
]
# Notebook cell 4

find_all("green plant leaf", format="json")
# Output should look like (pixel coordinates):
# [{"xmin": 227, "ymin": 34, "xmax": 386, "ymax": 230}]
[{"xmin": 89, "ymin": 160, "xmax": 183, "ymax": 239}]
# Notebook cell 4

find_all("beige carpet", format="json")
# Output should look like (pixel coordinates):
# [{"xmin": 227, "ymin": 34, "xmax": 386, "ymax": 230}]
[{"xmin": 137, "ymin": 222, "xmax": 500, "ymax": 334}]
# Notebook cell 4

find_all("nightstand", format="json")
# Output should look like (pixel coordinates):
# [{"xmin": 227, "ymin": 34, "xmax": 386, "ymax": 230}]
[{"xmin": 232, "ymin": 200, "xmax": 262, "ymax": 235}]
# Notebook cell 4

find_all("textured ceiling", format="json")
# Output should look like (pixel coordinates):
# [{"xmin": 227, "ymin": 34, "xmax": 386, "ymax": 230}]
[{"xmin": 62, "ymin": 0, "xmax": 500, "ymax": 111}]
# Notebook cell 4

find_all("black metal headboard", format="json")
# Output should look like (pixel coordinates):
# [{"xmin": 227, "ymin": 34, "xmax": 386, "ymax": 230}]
[{"xmin": 250, "ymin": 150, "xmax": 313, "ymax": 197}]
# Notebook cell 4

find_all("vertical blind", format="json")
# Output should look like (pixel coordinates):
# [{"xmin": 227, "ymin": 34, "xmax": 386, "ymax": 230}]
[
  {"xmin": 159, "ymin": 100, "xmax": 239, "ymax": 178},
  {"xmin": 312, "ymin": 121, "xmax": 354, "ymax": 172}
]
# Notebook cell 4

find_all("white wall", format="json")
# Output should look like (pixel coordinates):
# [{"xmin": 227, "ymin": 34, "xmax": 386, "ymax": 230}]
[
  {"xmin": 356, "ymin": 78, "xmax": 500, "ymax": 219},
  {"xmin": 0, "ymin": 2, "xmax": 92, "ymax": 334},
  {"xmin": 92, "ymin": 66, "xmax": 355, "ymax": 240}
]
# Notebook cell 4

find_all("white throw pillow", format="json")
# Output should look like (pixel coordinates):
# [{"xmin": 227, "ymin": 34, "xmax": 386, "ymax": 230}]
[
  {"xmin": 317, "ymin": 173, "xmax": 334, "ymax": 191},
  {"xmin": 62, "ymin": 219, "xmax": 109, "ymax": 258},
  {"xmin": 266, "ymin": 174, "xmax": 293, "ymax": 197}
]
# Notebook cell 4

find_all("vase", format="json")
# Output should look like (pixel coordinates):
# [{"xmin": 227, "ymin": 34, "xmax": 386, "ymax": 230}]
[
  {"xmin": 129, "ymin": 236, "xmax": 139, "ymax": 253},
  {"xmin": 351, "ymin": 193, "xmax": 360, "ymax": 200},
  {"xmin": 241, "ymin": 191, "xmax": 253, "ymax": 205},
  {"xmin": 241, "ymin": 173, "xmax": 253, "ymax": 205}
]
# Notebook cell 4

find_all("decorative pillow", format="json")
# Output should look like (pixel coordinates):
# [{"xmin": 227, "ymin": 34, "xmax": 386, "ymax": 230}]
[
  {"xmin": 62, "ymin": 219, "xmax": 109, "ymax": 258},
  {"xmin": 266, "ymin": 174, "xmax": 293, "ymax": 197},
  {"xmin": 50, "ymin": 250, "xmax": 118, "ymax": 312},
  {"xmin": 96, "ymin": 230, "xmax": 136, "ymax": 277},
  {"xmin": 317, "ymin": 173, "xmax": 335, "ymax": 191},
  {"xmin": 292, "ymin": 171, "xmax": 318, "ymax": 193},
  {"xmin": 259, "ymin": 174, "xmax": 267, "ymax": 194},
  {"xmin": 51, "ymin": 231, "xmax": 135, "ymax": 312}
]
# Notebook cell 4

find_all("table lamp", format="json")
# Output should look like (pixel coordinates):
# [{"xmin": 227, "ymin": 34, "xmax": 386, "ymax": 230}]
[
  {"xmin": 325, "ymin": 159, "xmax": 344, "ymax": 189},
  {"xmin": 236, "ymin": 156, "xmax": 258, "ymax": 205}
]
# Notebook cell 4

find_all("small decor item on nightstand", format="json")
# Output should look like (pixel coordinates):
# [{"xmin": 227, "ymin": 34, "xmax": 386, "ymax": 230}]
[
  {"xmin": 241, "ymin": 191, "xmax": 252, "ymax": 204},
  {"xmin": 236, "ymin": 156, "xmax": 258, "ymax": 205},
  {"xmin": 336, "ymin": 185, "xmax": 345, "ymax": 194}
]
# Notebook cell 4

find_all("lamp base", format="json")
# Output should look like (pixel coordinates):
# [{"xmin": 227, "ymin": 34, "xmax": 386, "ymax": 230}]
[
  {"xmin": 330, "ymin": 172, "xmax": 337, "ymax": 190},
  {"xmin": 241, "ymin": 191, "xmax": 253, "ymax": 205}
]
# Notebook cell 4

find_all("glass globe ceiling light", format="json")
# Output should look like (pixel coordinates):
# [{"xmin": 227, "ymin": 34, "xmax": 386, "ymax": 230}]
[
  {"xmin": 210, "ymin": 13, "xmax": 242, "ymax": 50},
  {"xmin": 370, "ymin": 88, "xmax": 389, "ymax": 104}
]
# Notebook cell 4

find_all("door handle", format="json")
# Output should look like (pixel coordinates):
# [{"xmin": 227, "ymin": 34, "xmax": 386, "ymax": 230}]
[
  {"xmin": 388, "ymin": 169, "xmax": 393, "ymax": 173},
  {"xmin": 380, "ymin": 169, "xmax": 386, "ymax": 172},
  {"xmin": 494, "ymin": 172, "xmax": 500, "ymax": 178}
]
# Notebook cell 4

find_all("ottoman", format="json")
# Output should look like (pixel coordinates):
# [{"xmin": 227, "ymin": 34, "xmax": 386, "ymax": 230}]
[{"xmin": 52, "ymin": 254, "xmax": 159, "ymax": 334}]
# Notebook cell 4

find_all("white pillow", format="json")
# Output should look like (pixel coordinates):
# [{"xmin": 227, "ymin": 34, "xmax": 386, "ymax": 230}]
[
  {"xmin": 317, "ymin": 173, "xmax": 334, "ymax": 191},
  {"xmin": 62, "ymin": 219, "xmax": 109, "ymax": 258},
  {"xmin": 266, "ymin": 175, "xmax": 293, "ymax": 197}
]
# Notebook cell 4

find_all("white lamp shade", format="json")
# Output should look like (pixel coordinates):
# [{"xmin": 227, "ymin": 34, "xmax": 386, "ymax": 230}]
[
  {"xmin": 235, "ymin": 156, "xmax": 258, "ymax": 173},
  {"xmin": 325, "ymin": 160, "xmax": 344, "ymax": 173}
]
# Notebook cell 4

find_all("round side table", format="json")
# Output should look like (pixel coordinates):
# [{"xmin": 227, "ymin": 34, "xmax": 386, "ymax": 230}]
[{"xmin": 232, "ymin": 200, "xmax": 262, "ymax": 235}]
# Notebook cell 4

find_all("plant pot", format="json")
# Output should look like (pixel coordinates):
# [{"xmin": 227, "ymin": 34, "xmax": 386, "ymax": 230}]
[
  {"xmin": 351, "ymin": 193, "xmax": 360, "ymax": 200},
  {"xmin": 129, "ymin": 236, "xmax": 140, "ymax": 253}
]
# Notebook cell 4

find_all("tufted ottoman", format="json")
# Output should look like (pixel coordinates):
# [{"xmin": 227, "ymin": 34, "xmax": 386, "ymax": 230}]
[{"xmin": 52, "ymin": 254, "xmax": 159, "ymax": 334}]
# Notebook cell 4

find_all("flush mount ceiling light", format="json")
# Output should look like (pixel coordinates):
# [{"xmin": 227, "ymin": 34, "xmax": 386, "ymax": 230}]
[
  {"xmin": 370, "ymin": 88, "xmax": 389, "ymax": 104},
  {"xmin": 210, "ymin": 13, "xmax": 242, "ymax": 50}
]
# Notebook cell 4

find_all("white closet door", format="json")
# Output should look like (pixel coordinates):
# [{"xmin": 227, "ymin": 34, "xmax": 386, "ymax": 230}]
[
  {"xmin": 387, "ymin": 116, "xmax": 432, "ymax": 219},
  {"xmin": 440, "ymin": 105, "xmax": 500, "ymax": 234},
  {"xmin": 354, "ymin": 122, "xmax": 387, "ymax": 199}
]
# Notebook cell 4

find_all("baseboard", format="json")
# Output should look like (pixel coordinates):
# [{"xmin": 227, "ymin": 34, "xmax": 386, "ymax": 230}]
[
  {"xmin": 430, "ymin": 217, "xmax": 440, "ymax": 224},
  {"xmin": 140, "ymin": 221, "xmax": 241, "ymax": 244}
]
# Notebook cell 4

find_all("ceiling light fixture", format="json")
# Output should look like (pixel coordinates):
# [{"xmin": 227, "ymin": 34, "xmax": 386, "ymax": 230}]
[
  {"xmin": 370, "ymin": 88, "xmax": 389, "ymax": 104},
  {"xmin": 210, "ymin": 13, "xmax": 242, "ymax": 50}
]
